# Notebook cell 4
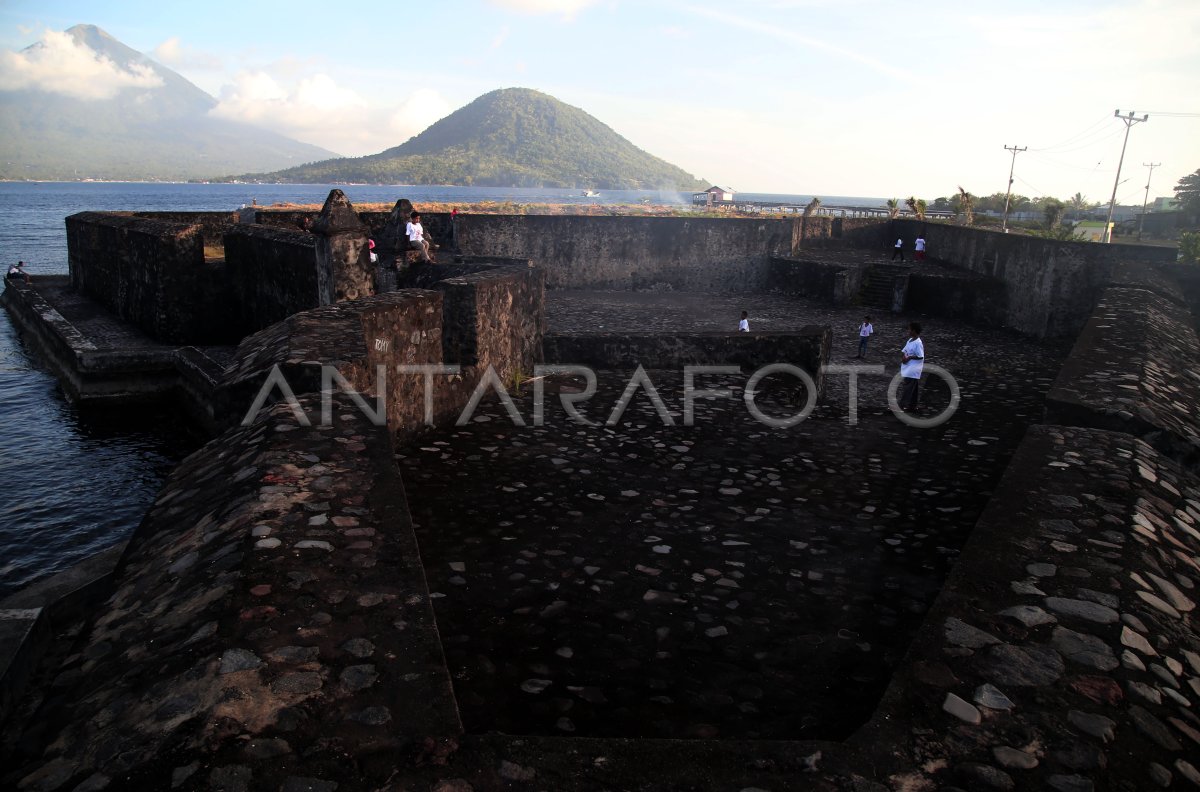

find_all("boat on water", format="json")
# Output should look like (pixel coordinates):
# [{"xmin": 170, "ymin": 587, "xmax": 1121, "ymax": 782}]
[{"xmin": 582, "ymin": 190, "xmax": 600, "ymax": 198}]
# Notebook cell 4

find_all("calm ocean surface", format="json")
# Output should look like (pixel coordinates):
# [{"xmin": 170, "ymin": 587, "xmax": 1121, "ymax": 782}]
[{"xmin": 0, "ymin": 182, "xmax": 884, "ymax": 595}]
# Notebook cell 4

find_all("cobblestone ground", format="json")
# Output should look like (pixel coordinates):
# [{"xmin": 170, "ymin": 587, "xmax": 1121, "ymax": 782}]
[{"xmin": 397, "ymin": 292, "xmax": 1071, "ymax": 740}]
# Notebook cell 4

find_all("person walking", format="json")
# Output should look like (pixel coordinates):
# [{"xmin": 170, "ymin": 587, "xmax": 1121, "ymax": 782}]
[
  {"xmin": 914, "ymin": 235, "xmax": 926, "ymax": 262},
  {"xmin": 856, "ymin": 315, "xmax": 873, "ymax": 358},
  {"xmin": 898, "ymin": 322, "xmax": 924, "ymax": 412},
  {"xmin": 891, "ymin": 237, "xmax": 905, "ymax": 261}
]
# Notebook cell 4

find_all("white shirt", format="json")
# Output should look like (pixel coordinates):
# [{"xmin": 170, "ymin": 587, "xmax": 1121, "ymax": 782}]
[
  {"xmin": 7, "ymin": 265, "xmax": 20, "ymax": 275},
  {"xmin": 901, "ymin": 338, "xmax": 925, "ymax": 378},
  {"xmin": 738, "ymin": 319, "xmax": 750, "ymax": 332},
  {"xmin": 859, "ymin": 322, "xmax": 873, "ymax": 338},
  {"xmin": 894, "ymin": 238, "xmax": 903, "ymax": 248},
  {"xmin": 406, "ymin": 221, "xmax": 424, "ymax": 242},
  {"xmin": 915, "ymin": 238, "xmax": 926, "ymax": 251}
]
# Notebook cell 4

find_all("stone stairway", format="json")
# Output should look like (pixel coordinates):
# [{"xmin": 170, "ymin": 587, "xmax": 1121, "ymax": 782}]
[{"xmin": 860, "ymin": 263, "xmax": 910, "ymax": 310}]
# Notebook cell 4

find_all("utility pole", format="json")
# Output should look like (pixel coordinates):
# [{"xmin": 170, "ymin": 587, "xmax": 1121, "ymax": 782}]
[
  {"xmin": 1137, "ymin": 161, "xmax": 1160, "ymax": 240},
  {"xmin": 1103, "ymin": 110, "xmax": 1149, "ymax": 243},
  {"xmin": 1001, "ymin": 145, "xmax": 1026, "ymax": 233}
]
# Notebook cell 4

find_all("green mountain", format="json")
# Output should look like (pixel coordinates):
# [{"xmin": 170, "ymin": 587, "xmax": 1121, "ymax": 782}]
[
  {"xmin": 0, "ymin": 25, "xmax": 339, "ymax": 181},
  {"xmin": 235, "ymin": 88, "xmax": 706, "ymax": 190}
]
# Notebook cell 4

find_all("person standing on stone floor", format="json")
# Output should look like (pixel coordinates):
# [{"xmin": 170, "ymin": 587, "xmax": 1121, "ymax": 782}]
[
  {"xmin": 738, "ymin": 311, "xmax": 750, "ymax": 332},
  {"xmin": 898, "ymin": 322, "xmax": 924, "ymax": 411},
  {"xmin": 914, "ymin": 234, "xmax": 926, "ymax": 262},
  {"xmin": 406, "ymin": 211, "xmax": 436, "ymax": 263},
  {"xmin": 892, "ymin": 237, "xmax": 905, "ymax": 261},
  {"xmin": 857, "ymin": 315, "xmax": 873, "ymax": 358}
]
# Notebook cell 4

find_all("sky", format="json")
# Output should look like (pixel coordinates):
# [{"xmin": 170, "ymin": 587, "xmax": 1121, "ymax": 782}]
[{"xmin": 1, "ymin": 0, "xmax": 1198, "ymax": 201}]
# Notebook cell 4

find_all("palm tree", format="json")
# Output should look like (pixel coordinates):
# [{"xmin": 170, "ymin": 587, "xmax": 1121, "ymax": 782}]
[
  {"xmin": 957, "ymin": 186, "xmax": 975, "ymax": 226},
  {"xmin": 1043, "ymin": 198, "xmax": 1066, "ymax": 230},
  {"xmin": 1069, "ymin": 192, "xmax": 1089, "ymax": 212},
  {"xmin": 803, "ymin": 196, "xmax": 822, "ymax": 217},
  {"xmin": 886, "ymin": 198, "xmax": 899, "ymax": 219},
  {"xmin": 905, "ymin": 196, "xmax": 927, "ymax": 220}
]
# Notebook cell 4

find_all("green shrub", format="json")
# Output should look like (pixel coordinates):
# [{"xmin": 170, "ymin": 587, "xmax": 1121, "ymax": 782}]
[{"xmin": 1180, "ymin": 231, "xmax": 1200, "ymax": 264}]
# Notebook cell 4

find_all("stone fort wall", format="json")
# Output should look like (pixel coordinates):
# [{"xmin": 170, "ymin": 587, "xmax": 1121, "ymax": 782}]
[{"xmin": 7, "ymin": 199, "xmax": 1199, "ymax": 790}]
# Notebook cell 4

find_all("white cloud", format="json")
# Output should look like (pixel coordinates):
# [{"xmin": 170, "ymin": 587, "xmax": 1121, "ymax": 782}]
[
  {"xmin": 0, "ymin": 29, "xmax": 163, "ymax": 100},
  {"xmin": 152, "ymin": 36, "xmax": 223, "ymax": 71},
  {"xmin": 211, "ymin": 70, "xmax": 451, "ymax": 156},
  {"xmin": 487, "ymin": 0, "xmax": 600, "ymax": 19},
  {"xmin": 387, "ymin": 89, "xmax": 453, "ymax": 140}
]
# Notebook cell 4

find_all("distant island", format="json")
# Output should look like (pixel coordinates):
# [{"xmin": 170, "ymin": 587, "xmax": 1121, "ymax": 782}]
[{"xmin": 227, "ymin": 88, "xmax": 707, "ymax": 191}]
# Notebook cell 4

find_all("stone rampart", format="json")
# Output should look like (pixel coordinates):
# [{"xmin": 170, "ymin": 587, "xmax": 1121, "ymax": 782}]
[
  {"xmin": 891, "ymin": 219, "xmax": 1177, "ymax": 337},
  {"xmin": 219, "ymin": 262, "xmax": 542, "ymax": 439},
  {"xmin": 5, "ymin": 393, "xmax": 460, "ymax": 792},
  {"xmin": 220, "ymin": 290, "xmax": 445, "ymax": 439},
  {"xmin": 1046, "ymin": 282, "xmax": 1200, "ymax": 466},
  {"xmin": 453, "ymin": 214, "xmax": 794, "ymax": 291},
  {"xmin": 767, "ymin": 256, "xmax": 865, "ymax": 306},
  {"xmin": 132, "ymin": 211, "xmax": 238, "ymax": 246},
  {"xmin": 65, "ymin": 212, "xmax": 232, "ymax": 344},
  {"xmin": 223, "ymin": 224, "xmax": 322, "ymax": 336},
  {"xmin": 857, "ymin": 423, "xmax": 1200, "ymax": 790},
  {"xmin": 437, "ymin": 265, "xmax": 545, "ymax": 370},
  {"xmin": 905, "ymin": 270, "xmax": 1009, "ymax": 328}
]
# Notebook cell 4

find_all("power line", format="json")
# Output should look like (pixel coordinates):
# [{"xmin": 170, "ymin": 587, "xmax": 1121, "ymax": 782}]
[
  {"xmin": 1036, "ymin": 125, "xmax": 1127, "ymax": 156},
  {"xmin": 1031, "ymin": 114, "xmax": 1112, "ymax": 152},
  {"xmin": 1025, "ymin": 151, "xmax": 1115, "ymax": 173},
  {"xmin": 1015, "ymin": 175, "xmax": 1051, "ymax": 196}
]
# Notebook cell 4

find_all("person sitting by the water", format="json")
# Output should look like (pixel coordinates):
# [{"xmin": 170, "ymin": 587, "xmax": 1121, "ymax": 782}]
[
  {"xmin": 7, "ymin": 260, "xmax": 30, "ymax": 284},
  {"xmin": 406, "ymin": 211, "xmax": 436, "ymax": 263}
]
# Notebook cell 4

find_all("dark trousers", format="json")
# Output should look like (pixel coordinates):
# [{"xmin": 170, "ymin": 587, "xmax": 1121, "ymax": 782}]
[
  {"xmin": 899, "ymin": 376, "xmax": 920, "ymax": 410},
  {"xmin": 858, "ymin": 336, "xmax": 869, "ymax": 357},
  {"xmin": 892, "ymin": 247, "xmax": 904, "ymax": 261}
]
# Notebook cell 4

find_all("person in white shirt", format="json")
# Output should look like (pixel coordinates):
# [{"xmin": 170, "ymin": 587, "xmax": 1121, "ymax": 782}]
[
  {"xmin": 738, "ymin": 311, "xmax": 750, "ymax": 332},
  {"xmin": 915, "ymin": 235, "xmax": 926, "ymax": 262},
  {"xmin": 857, "ymin": 315, "xmax": 873, "ymax": 358},
  {"xmin": 405, "ymin": 211, "xmax": 435, "ymax": 263},
  {"xmin": 6, "ymin": 260, "xmax": 30, "ymax": 284},
  {"xmin": 891, "ymin": 237, "xmax": 905, "ymax": 261},
  {"xmin": 899, "ymin": 322, "xmax": 924, "ymax": 411}
]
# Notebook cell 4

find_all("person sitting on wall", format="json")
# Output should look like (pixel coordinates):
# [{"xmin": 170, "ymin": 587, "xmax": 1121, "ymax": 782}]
[
  {"xmin": 6, "ymin": 260, "xmax": 30, "ymax": 284},
  {"xmin": 406, "ymin": 211, "xmax": 437, "ymax": 263},
  {"xmin": 738, "ymin": 311, "xmax": 750, "ymax": 332}
]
